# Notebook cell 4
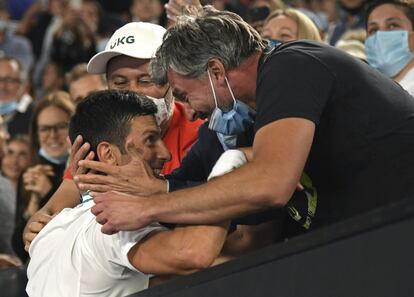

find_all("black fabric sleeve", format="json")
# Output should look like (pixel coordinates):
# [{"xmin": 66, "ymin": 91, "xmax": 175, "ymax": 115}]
[{"xmin": 255, "ymin": 49, "xmax": 335, "ymax": 132}]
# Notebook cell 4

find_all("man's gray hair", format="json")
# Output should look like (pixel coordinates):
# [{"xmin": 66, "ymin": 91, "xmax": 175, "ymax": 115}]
[{"xmin": 151, "ymin": 6, "xmax": 267, "ymax": 85}]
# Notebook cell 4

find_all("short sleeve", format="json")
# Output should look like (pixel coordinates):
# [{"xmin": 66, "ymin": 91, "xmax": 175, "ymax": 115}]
[
  {"xmin": 255, "ymin": 49, "xmax": 335, "ymax": 132},
  {"xmin": 114, "ymin": 223, "xmax": 167, "ymax": 272}
]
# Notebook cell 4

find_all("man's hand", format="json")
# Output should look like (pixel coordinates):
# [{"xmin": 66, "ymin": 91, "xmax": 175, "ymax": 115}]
[
  {"xmin": 23, "ymin": 213, "xmax": 54, "ymax": 252},
  {"xmin": 75, "ymin": 154, "xmax": 167, "ymax": 195},
  {"xmin": 68, "ymin": 135, "xmax": 94, "ymax": 176},
  {"xmin": 23, "ymin": 165, "xmax": 54, "ymax": 197},
  {"xmin": 91, "ymin": 191, "xmax": 154, "ymax": 234},
  {"xmin": 75, "ymin": 141, "xmax": 167, "ymax": 195},
  {"xmin": 165, "ymin": 0, "xmax": 202, "ymax": 21}
]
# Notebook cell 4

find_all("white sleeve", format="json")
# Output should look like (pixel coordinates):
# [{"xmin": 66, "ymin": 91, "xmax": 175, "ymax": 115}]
[
  {"xmin": 207, "ymin": 149, "xmax": 248, "ymax": 181},
  {"xmin": 112, "ymin": 223, "xmax": 167, "ymax": 272}
]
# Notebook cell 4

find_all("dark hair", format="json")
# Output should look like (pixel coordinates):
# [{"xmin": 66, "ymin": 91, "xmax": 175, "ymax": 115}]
[
  {"xmin": 365, "ymin": 0, "xmax": 414, "ymax": 27},
  {"xmin": 69, "ymin": 90, "xmax": 157, "ymax": 154},
  {"xmin": 30, "ymin": 91, "xmax": 75, "ymax": 164}
]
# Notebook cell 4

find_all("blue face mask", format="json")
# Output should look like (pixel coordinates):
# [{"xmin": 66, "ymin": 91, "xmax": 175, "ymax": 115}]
[
  {"xmin": 207, "ymin": 70, "xmax": 256, "ymax": 135},
  {"xmin": 0, "ymin": 100, "xmax": 17, "ymax": 115},
  {"xmin": 216, "ymin": 132, "xmax": 237, "ymax": 151},
  {"xmin": 39, "ymin": 148, "xmax": 69, "ymax": 165},
  {"xmin": 365, "ymin": 30, "xmax": 414, "ymax": 77},
  {"xmin": 269, "ymin": 39, "xmax": 282, "ymax": 47}
]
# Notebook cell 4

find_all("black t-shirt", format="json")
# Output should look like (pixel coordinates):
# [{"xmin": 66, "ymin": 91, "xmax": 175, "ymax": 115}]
[{"xmin": 255, "ymin": 41, "xmax": 414, "ymax": 227}]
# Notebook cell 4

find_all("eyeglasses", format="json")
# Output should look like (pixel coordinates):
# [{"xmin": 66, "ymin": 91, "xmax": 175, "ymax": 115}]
[
  {"xmin": 0, "ymin": 76, "xmax": 21, "ymax": 85},
  {"xmin": 38, "ymin": 122, "xmax": 69, "ymax": 136}
]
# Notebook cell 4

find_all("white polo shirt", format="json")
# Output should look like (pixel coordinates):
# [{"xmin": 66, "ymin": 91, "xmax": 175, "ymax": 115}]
[{"xmin": 26, "ymin": 200, "xmax": 165, "ymax": 297}]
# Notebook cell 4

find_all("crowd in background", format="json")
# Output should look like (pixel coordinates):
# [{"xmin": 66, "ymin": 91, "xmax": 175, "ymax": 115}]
[{"xmin": 0, "ymin": 0, "xmax": 413, "ymax": 293}]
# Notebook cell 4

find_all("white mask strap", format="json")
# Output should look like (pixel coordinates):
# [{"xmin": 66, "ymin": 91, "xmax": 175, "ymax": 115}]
[
  {"xmin": 224, "ymin": 76, "xmax": 236, "ymax": 105},
  {"xmin": 207, "ymin": 69, "xmax": 219, "ymax": 108}
]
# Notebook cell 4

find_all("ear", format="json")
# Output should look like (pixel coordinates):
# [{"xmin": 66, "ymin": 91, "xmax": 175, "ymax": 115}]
[
  {"xmin": 125, "ymin": 139, "xmax": 144, "ymax": 160},
  {"xmin": 207, "ymin": 58, "xmax": 226, "ymax": 85},
  {"xmin": 96, "ymin": 142, "xmax": 121, "ymax": 165}
]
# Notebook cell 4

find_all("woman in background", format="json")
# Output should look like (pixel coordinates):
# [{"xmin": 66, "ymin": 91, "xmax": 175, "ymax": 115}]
[
  {"xmin": 12, "ymin": 91, "xmax": 74, "ymax": 262},
  {"xmin": 261, "ymin": 8, "xmax": 322, "ymax": 44}
]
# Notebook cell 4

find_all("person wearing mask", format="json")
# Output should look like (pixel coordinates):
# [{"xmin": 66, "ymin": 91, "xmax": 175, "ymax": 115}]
[
  {"xmin": 0, "ymin": 57, "xmax": 33, "ymax": 138},
  {"xmin": 86, "ymin": 7, "xmax": 414, "ymax": 236},
  {"xmin": 364, "ymin": 0, "xmax": 414, "ymax": 96},
  {"xmin": 12, "ymin": 91, "xmax": 74, "ymax": 262}
]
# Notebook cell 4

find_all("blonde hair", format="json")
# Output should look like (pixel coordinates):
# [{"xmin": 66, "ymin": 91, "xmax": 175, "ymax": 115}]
[{"xmin": 264, "ymin": 8, "xmax": 322, "ymax": 41}]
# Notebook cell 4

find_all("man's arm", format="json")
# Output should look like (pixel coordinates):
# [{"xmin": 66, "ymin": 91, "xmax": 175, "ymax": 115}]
[
  {"xmin": 92, "ymin": 118, "xmax": 315, "ymax": 233},
  {"xmin": 128, "ymin": 221, "xmax": 229, "ymax": 275}
]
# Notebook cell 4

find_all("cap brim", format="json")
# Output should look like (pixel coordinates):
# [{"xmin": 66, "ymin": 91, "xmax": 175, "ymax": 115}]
[{"xmin": 87, "ymin": 51, "xmax": 123, "ymax": 74}]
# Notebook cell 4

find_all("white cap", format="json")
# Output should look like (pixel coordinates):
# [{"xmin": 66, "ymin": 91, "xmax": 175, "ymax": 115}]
[{"xmin": 87, "ymin": 22, "xmax": 166, "ymax": 74}]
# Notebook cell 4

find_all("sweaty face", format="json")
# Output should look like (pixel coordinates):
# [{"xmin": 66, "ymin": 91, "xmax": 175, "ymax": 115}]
[
  {"xmin": 118, "ymin": 115, "xmax": 171, "ymax": 173},
  {"xmin": 37, "ymin": 106, "xmax": 71, "ymax": 158},
  {"xmin": 1, "ymin": 140, "xmax": 30, "ymax": 181},
  {"xmin": 0, "ymin": 60, "xmax": 23, "ymax": 103},
  {"xmin": 261, "ymin": 15, "xmax": 298, "ymax": 42}
]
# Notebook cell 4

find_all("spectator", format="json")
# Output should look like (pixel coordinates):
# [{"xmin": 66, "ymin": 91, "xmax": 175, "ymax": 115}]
[
  {"xmin": 1, "ymin": 135, "xmax": 30, "ymax": 190},
  {"xmin": 66, "ymin": 63, "xmax": 106, "ymax": 104},
  {"xmin": 261, "ymin": 8, "xmax": 322, "ymax": 43},
  {"xmin": 364, "ymin": 0, "xmax": 414, "ymax": 96},
  {"xmin": 328, "ymin": 0, "xmax": 367, "ymax": 45},
  {"xmin": 36, "ymin": 62, "xmax": 65, "ymax": 100},
  {"xmin": 49, "ymin": 2, "xmax": 96, "ymax": 72},
  {"xmin": 130, "ymin": 0, "xmax": 164, "ymax": 25},
  {"xmin": 26, "ymin": 90, "xmax": 228, "ymax": 296},
  {"xmin": 0, "ymin": 2, "xmax": 34, "ymax": 71},
  {"xmin": 13, "ymin": 91, "xmax": 74, "ymax": 262},
  {"xmin": 0, "ymin": 57, "xmax": 33, "ymax": 138},
  {"xmin": 245, "ymin": 0, "xmax": 285, "ymax": 32},
  {"xmin": 17, "ymin": 0, "xmax": 65, "ymax": 61},
  {"xmin": 0, "ymin": 174, "xmax": 16, "ymax": 255}
]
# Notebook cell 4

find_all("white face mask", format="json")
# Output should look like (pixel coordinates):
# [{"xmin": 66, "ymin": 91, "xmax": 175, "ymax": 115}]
[{"xmin": 149, "ymin": 97, "xmax": 170, "ymax": 126}]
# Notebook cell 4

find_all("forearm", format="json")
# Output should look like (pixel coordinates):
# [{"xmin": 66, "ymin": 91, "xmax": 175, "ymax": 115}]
[
  {"xmin": 147, "ymin": 161, "xmax": 294, "ymax": 226},
  {"xmin": 144, "ymin": 119, "xmax": 313, "ymax": 226},
  {"xmin": 42, "ymin": 179, "xmax": 80, "ymax": 214},
  {"xmin": 129, "ymin": 221, "xmax": 229, "ymax": 275}
]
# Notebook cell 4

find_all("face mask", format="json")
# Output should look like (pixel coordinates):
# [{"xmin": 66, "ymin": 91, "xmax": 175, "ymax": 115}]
[
  {"xmin": 216, "ymin": 132, "xmax": 237, "ymax": 151},
  {"xmin": 0, "ymin": 100, "xmax": 17, "ymax": 115},
  {"xmin": 207, "ymin": 70, "xmax": 256, "ymax": 135},
  {"xmin": 39, "ymin": 148, "xmax": 69, "ymax": 165},
  {"xmin": 269, "ymin": 39, "xmax": 282, "ymax": 47},
  {"xmin": 146, "ymin": 94, "xmax": 173, "ymax": 127},
  {"xmin": 365, "ymin": 30, "xmax": 414, "ymax": 77}
]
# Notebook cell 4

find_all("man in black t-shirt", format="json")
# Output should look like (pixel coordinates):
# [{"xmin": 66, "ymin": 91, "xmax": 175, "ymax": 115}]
[{"xmin": 90, "ymin": 7, "xmax": 414, "ymax": 234}]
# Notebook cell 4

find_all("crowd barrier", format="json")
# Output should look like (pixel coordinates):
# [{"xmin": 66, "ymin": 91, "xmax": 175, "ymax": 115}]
[{"xmin": 130, "ymin": 197, "xmax": 414, "ymax": 297}]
